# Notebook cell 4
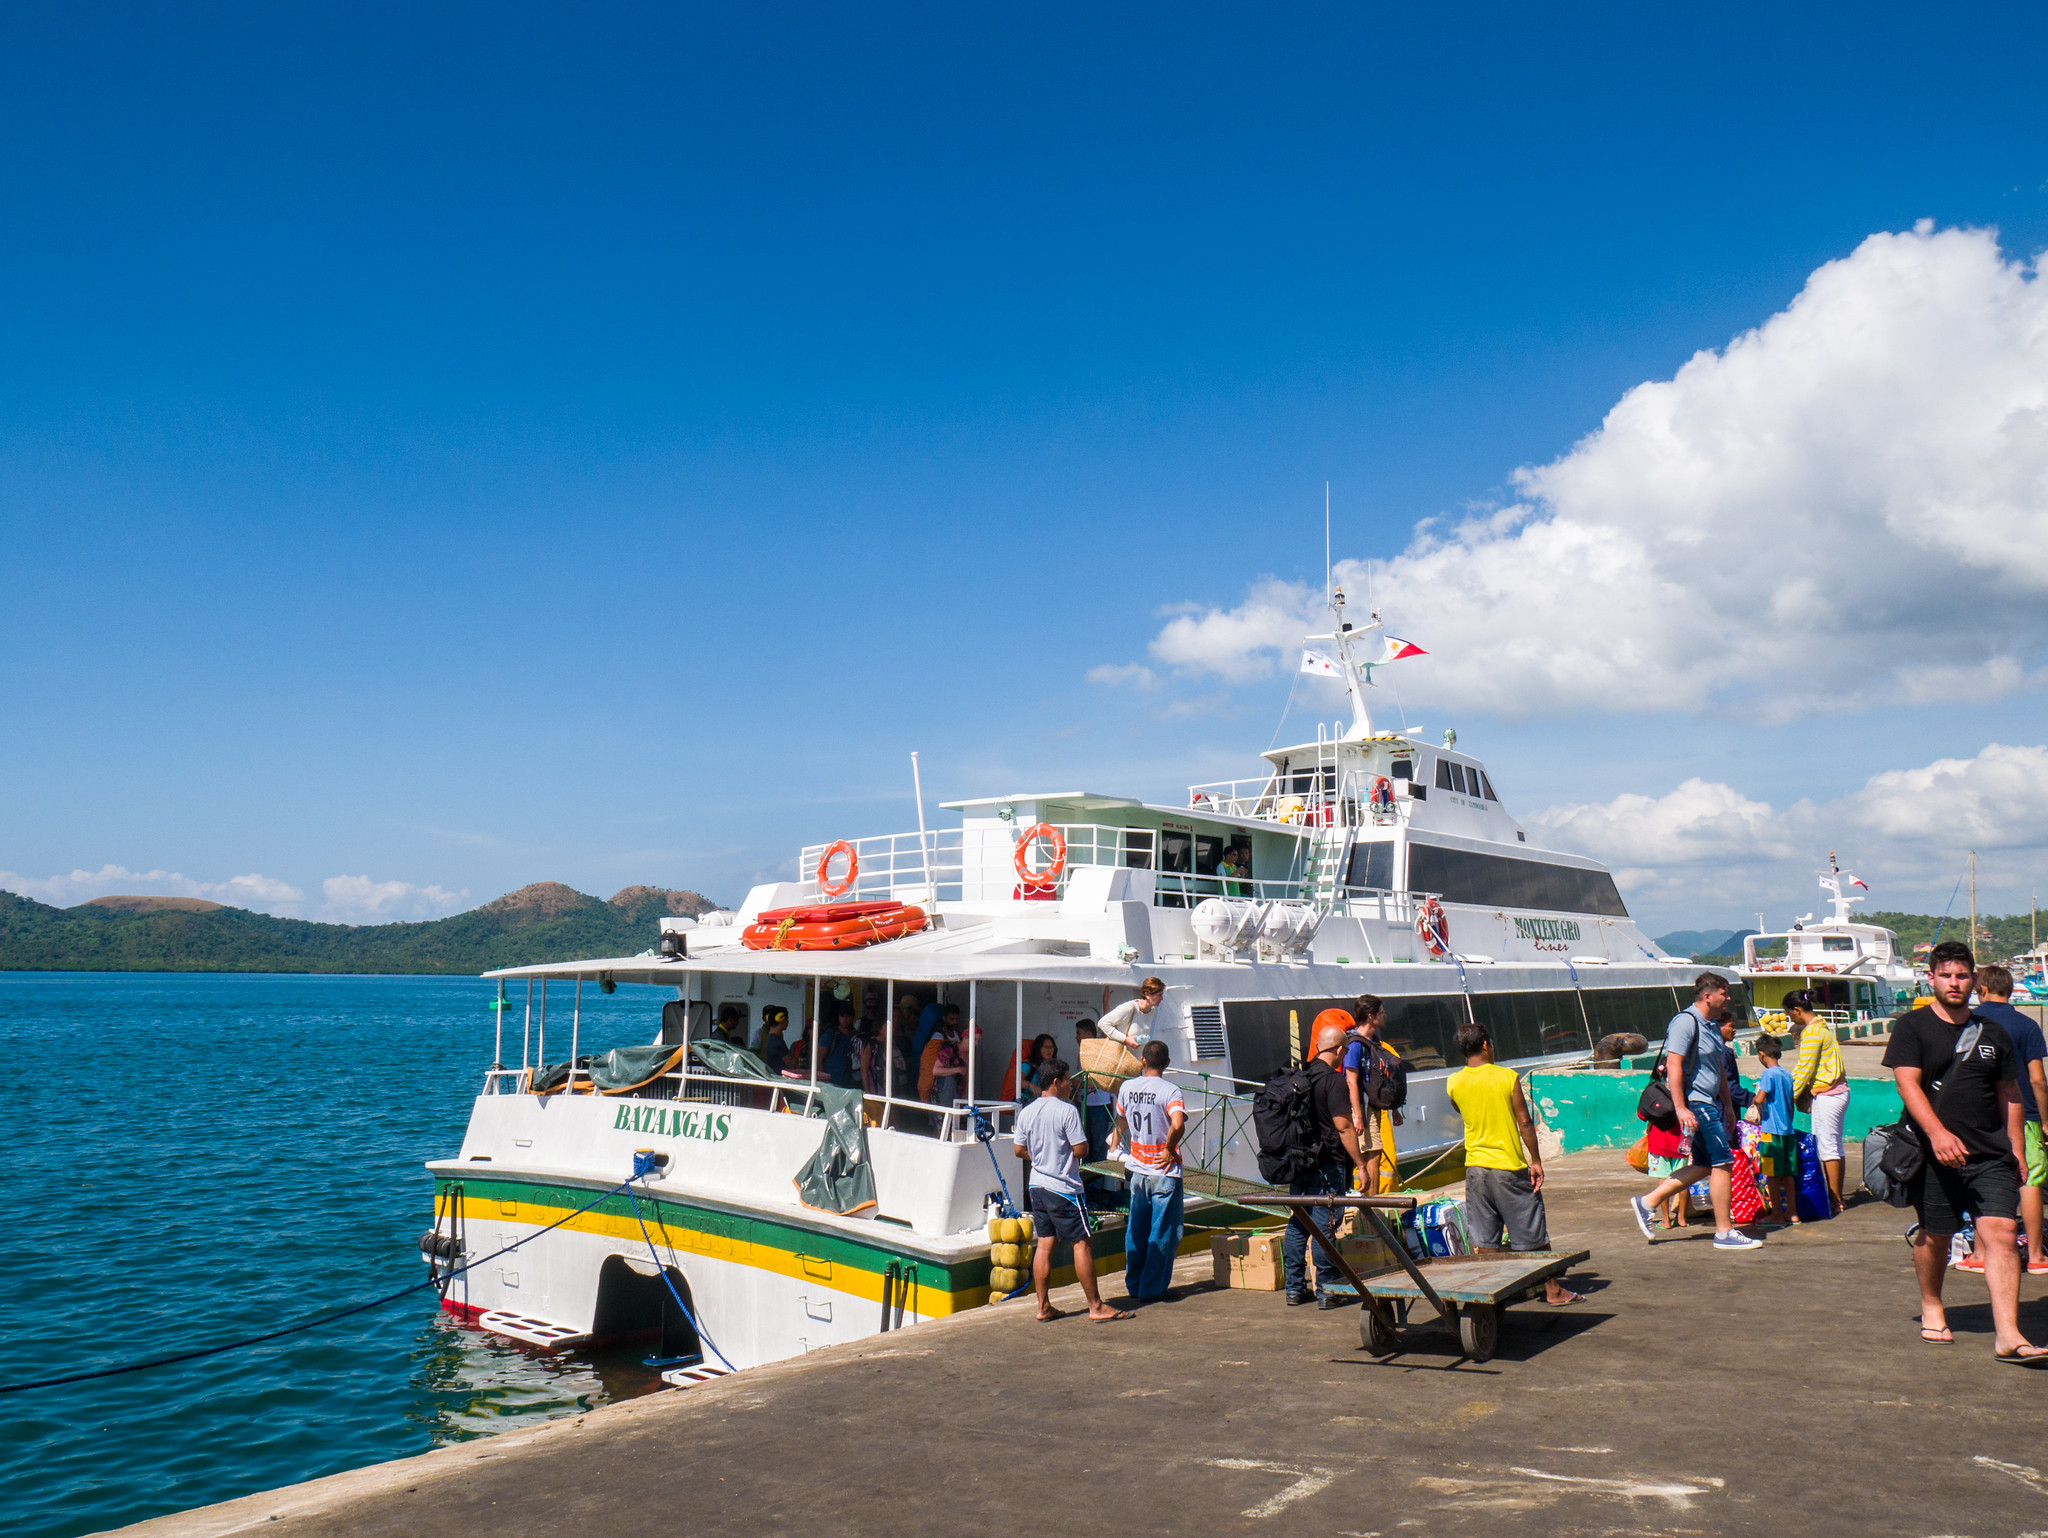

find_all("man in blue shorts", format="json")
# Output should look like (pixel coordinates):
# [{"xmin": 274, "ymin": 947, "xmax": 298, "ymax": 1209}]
[
  {"xmin": 1629, "ymin": 973, "xmax": 1761, "ymax": 1251},
  {"xmin": 1013, "ymin": 1061, "xmax": 1132, "ymax": 1323},
  {"xmin": 1973, "ymin": 965, "xmax": 2048, "ymax": 1274}
]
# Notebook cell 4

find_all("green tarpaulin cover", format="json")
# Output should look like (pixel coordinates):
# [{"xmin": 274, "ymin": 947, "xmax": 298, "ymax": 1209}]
[
  {"xmin": 688, "ymin": 1040, "xmax": 877, "ymax": 1215},
  {"xmin": 530, "ymin": 1042, "xmax": 687, "ymax": 1095}
]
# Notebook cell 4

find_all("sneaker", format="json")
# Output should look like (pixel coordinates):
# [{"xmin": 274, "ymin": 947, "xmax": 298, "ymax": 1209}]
[
  {"xmin": 2028, "ymin": 1259, "xmax": 2048, "ymax": 1275},
  {"xmin": 1955, "ymin": 1251, "xmax": 1986, "ymax": 1272},
  {"xmin": 1713, "ymin": 1231, "xmax": 1763, "ymax": 1251},
  {"xmin": 1629, "ymin": 1196, "xmax": 1656, "ymax": 1241},
  {"xmin": 1285, "ymin": 1291, "xmax": 1313, "ymax": 1307}
]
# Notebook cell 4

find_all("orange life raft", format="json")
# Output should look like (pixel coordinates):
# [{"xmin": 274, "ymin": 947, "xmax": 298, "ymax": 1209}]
[{"xmin": 741, "ymin": 900, "xmax": 929, "ymax": 952}]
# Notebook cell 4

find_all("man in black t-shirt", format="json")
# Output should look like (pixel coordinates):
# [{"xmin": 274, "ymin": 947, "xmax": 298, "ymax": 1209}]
[
  {"xmin": 1883, "ymin": 941, "xmax": 2045, "ymax": 1363},
  {"xmin": 1282, "ymin": 1013, "xmax": 1368, "ymax": 1310}
]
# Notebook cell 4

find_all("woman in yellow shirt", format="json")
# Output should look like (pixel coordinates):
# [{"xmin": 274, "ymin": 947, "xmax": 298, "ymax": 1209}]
[{"xmin": 1785, "ymin": 989, "xmax": 1849, "ymax": 1214}]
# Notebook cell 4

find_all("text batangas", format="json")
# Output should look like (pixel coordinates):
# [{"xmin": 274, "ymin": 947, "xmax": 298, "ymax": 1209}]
[{"xmin": 612, "ymin": 1104, "xmax": 732, "ymax": 1141}]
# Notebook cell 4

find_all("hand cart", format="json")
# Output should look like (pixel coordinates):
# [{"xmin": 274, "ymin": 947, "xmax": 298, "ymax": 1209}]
[{"xmin": 1259, "ymin": 1194, "xmax": 1589, "ymax": 1364}]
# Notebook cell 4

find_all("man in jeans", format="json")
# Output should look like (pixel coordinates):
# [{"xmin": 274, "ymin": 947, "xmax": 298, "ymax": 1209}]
[
  {"xmin": 1629, "ymin": 973, "xmax": 1761, "ymax": 1251},
  {"xmin": 1284, "ymin": 1013, "xmax": 1369, "ymax": 1309},
  {"xmin": 1113, "ymin": 1039, "xmax": 1187, "ymax": 1302}
]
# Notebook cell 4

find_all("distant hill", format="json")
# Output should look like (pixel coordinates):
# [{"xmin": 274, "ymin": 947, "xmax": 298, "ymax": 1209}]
[
  {"xmin": 1654, "ymin": 929, "xmax": 1757, "ymax": 960},
  {"xmin": 0, "ymin": 882, "xmax": 724, "ymax": 974}
]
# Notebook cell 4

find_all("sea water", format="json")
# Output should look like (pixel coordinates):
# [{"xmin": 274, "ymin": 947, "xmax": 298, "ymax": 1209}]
[{"xmin": 0, "ymin": 972, "xmax": 670, "ymax": 1538}]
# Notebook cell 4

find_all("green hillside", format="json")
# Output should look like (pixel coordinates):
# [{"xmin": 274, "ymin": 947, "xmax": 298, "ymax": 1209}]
[{"xmin": 0, "ymin": 882, "xmax": 723, "ymax": 974}]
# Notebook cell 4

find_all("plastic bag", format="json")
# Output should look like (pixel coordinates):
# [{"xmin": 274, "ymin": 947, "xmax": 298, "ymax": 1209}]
[{"xmin": 1626, "ymin": 1135, "xmax": 1649, "ymax": 1175}]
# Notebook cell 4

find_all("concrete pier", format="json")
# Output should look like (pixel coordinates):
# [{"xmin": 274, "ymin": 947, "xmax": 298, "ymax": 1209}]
[{"xmin": 112, "ymin": 1147, "xmax": 2048, "ymax": 1537}]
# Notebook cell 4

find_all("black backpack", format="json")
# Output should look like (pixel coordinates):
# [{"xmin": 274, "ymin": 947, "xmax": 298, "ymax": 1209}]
[
  {"xmin": 1362, "ymin": 1042, "xmax": 1410, "ymax": 1111},
  {"xmin": 1253, "ymin": 1064, "xmax": 1326, "ymax": 1183}
]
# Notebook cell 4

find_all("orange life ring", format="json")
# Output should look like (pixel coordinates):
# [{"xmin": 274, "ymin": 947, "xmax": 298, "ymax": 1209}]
[
  {"xmin": 816, "ymin": 840, "xmax": 858, "ymax": 897},
  {"xmin": 1013, "ymin": 823, "xmax": 1066, "ymax": 887},
  {"xmin": 1416, "ymin": 897, "xmax": 1451, "ymax": 957},
  {"xmin": 1369, "ymin": 775, "xmax": 1394, "ymax": 808}
]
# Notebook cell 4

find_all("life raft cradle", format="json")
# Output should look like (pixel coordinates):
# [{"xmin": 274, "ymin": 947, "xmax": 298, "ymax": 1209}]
[{"xmin": 742, "ymin": 900, "xmax": 929, "ymax": 952}]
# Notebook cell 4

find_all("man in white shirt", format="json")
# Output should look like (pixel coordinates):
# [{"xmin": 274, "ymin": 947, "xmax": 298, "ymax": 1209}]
[
  {"xmin": 1114, "ymin": 1039, "xmax": 1187, "ymax": 1302},
  {"xmin": 1013, "ymin": 1062, "xmax": 1133, "ymax": 1323},
  {"xmin": 1098, "ymin": 977, "xmax": 1167, "ymax": 1047}
]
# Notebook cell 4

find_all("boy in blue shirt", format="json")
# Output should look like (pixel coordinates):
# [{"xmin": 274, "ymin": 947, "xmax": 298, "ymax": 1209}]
[{"xmin": 1751, "ymin": 1034, "xmax": 1798, "ymax": 1224}]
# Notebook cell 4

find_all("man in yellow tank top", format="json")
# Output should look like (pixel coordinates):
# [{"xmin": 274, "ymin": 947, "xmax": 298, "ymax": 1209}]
[{"xmin": 1446, "ymin": 1021, "xmax": 1581, "ymax": 1305}]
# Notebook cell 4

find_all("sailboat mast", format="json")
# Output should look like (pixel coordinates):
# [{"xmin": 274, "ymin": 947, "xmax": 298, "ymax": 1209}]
[{"xmin": 1969, "ymin": 851, "xmax": 1977, "ymax": 958}]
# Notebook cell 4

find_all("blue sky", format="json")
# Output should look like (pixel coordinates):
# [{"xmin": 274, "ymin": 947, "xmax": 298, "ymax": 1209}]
[{"xmin": 4, "ymin": 3, "xmax": 2047, "ymax": 936}]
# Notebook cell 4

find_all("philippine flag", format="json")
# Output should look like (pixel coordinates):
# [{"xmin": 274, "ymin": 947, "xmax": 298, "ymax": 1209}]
[
  {"xmin": 1301, "ymin": 649, "xmax": 1343, "ymax": 678},
  {"xmin": 1380, "ymin": 636, "xmax": 1428, "ymax": 662}
]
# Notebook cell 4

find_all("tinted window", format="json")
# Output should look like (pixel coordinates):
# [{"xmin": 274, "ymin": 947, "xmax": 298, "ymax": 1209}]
[
  {"xmin": 1391, "ymin": 759, "xmax": 1414, "ymax": 780},
  {"xmin": 1435, "ymin": 758, "xmax": 1454, "ymax": 790},
  {"xmin": 1160, "ymin": 832, "xmax": 1192, "ymax": 873},
  {"xmin": 1454, "ymin": 764, "xmax": 1471, "ymax": 794},
  {"xmin": 1822, "ymin": 936, "xmax": 1854, "ymax": 952},
  {"xmin": 1584, "ymin": 985, "xmax": 1684, "ymax": 1045},
  {"xmin": 1345, "ymin": 840, "xmax": 1395, "ymax": 891},
  {"xmin": 1195, "ymin": 834, "xmax": 1223, "ymax": 876},
  {"xmin": 1479, "ymin": 772, "xmax": 1498, "ymax": 801},
  {"xmin": 1407, "ymin": 842, "xmax": 1629, "ymax": 917},
  {"xmin": 1469, "ymin": 990, "xmax": 1590, "ymax": 1060},
  {"xmin": 1220, "ymin": 996, "xmax": 1362, "ymax": 1083},
  {"xmin": 1123, "ymin": 830, "xmax": 1154, "ymax": 869},
  {"xmin": 1379, "ymin": 994, "xmax": 1469, "ymax": 1071}
]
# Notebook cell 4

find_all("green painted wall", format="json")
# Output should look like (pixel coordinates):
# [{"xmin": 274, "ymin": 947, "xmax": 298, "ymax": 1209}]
[{"xmin": 1527, "ymin": 1070, "xmax": 1902, "ymax": 1153}]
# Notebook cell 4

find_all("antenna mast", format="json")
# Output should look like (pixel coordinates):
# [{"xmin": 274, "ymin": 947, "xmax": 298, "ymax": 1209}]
[{"xmin": 1324, "ymin": 481, "xmax": 1331, "ymax": 607}]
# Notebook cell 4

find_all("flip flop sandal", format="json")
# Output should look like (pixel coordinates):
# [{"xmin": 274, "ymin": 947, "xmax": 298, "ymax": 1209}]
[
  {"xmin": 1091, "ymin": 1309, "xmax": 1135, "ymax": 1322},
  {"xmin": 1036, "ymin": 1308, "xmax": 1066, "ymax": 1323},
  {"xmin": 1995, "ymin": 1349, "xmax": 2048, "ymax": 1366},
  {"xmin": 1920, "ymin": 1327, "xmax": 1952, "ymax": 1344}
]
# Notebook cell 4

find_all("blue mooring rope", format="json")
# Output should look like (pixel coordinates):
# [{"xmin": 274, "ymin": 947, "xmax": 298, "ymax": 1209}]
[
  {"xmin": 0, "ymin": 1169, "xmax": 692, "ymax": 1398},
  {"xmin": 624, "ymin": 1151, "xmax": 735, "ymax": 1371}
]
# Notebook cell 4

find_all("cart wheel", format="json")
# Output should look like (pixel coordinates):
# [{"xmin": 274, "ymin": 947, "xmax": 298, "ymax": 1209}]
[
  {"xmin": 1359, "ymin": 1306, "xmax": 1397, "ymax": 1357},
  {"xmin": 1458, "ymin": 1303, "xmax": 1498, "ymax": 1363}
]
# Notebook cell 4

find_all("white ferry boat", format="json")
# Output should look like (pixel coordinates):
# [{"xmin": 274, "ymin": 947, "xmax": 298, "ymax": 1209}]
[
  {"xmin": 421, "ymin": 589, "xmax": 1710, "ymax": 1373},
  {"xmin": 1737, "ymin": 856, "xmax": 1917, "ymax": 1023}
]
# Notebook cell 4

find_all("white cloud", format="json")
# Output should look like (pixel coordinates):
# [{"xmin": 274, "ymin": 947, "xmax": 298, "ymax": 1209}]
[
  {"xmin": 1138, "ymin": 224, "xmax": 2048, "ymax": 720},
  {"xmin": 0, "ymin": 864, "xmax": 307, "ymax": 914},
  {"xmin": 1531, "ymin": 742, "xmax": 2048, "ymax": 919},
  {"xmin": 1085, "ymin": 662, "xmax": 1161, "ymax": 690},
  {"xmin": 318, "ymin": 875, "xmax": 469, "ymax": 923}
]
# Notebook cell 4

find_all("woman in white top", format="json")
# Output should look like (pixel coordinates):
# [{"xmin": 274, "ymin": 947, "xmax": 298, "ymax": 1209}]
[{"xmin": 1098, "ymin": 977, "xmax": 1167, "ymax": 1046}]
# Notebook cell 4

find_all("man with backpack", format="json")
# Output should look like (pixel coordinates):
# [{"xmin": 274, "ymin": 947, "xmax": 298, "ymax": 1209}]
[
  {"xmin": 1628, "ymin": 973, "xmax": 1762, "ymax": 1251},
  {"xmin": 1885, "ymin": 943, "xmax": 2044, "ymax": 1361},
  {"xmin": 1261, "ymin": 1012, "xmax": 1368, "ymax": 1309},
  {"xmin": 1342, "ymin": 994, "xmax": 1407, "ymax": 1194}
]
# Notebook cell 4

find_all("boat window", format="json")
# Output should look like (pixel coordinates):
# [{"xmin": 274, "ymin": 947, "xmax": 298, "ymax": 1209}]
[
  {"xmin": 1478, "ymin": 771, "xmax": 1498, "ymax": 802},
  {"xmin": 1344, "ymin": 840, "xmax": 1395, "ymax": 891},
  {"xmin": 1584, "ymin": 985, "xmax": 1684, "ymax": 1046},
  {"xmin": 1434, "ymin": 758, "xmax": 1454, "ymax": 791},
  {"xmin": 1123, "ymin": 830, "xmax": 1155, "ymax": 869},
  {"xmin": 1406, "ymin": 841, "xmax": 1630, "ymax": 917},
  {"xmin": 1391, "ymin": 758, "xmax": 1413, "ymax": 780},
  {"xmin": 1160, "ymin": 832, "xmax": 1193, "ymax": 873},
  {"xmin": 1469, "ymin": 991, "xmax": 1592, "ymax": 1058},
  {"xmin": 1194, "ymin": 834, "xmax": 1224, "ymax": 876},
  {"xmin": 1379, "ymin": 994, "xmax": 1469, "ymax": 1070},
  {"xmin": 1822, "ymin": 936, "xmax": 1855, "ymax": 953}
]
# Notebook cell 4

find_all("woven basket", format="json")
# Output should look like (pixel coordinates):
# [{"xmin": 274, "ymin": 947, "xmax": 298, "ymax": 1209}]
[{"xmin": 1077, "ymin": 1035, "xmax": 1143, "ymax": 1093}]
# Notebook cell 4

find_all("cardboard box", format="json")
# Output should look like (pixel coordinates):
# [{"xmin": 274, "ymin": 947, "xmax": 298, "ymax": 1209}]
[
  {"xmin": 1337, "ymin": 1232, "xmax": 1397, "ymax": 1274},
  {"xmin": 1211, "ymin": 1232, "xmax": 1285, "ymax": 1291}
]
